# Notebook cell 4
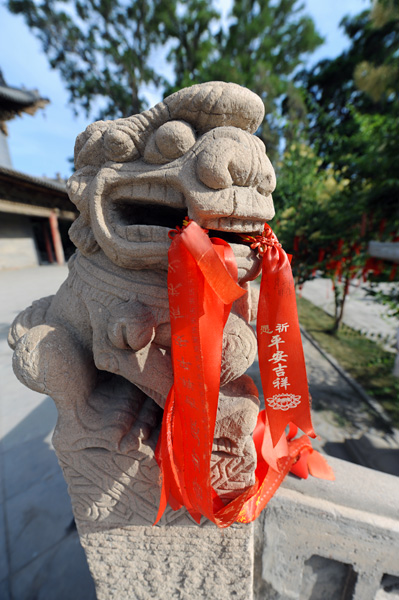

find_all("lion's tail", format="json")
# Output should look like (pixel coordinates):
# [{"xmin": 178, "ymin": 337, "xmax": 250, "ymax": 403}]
[{"xmin": 8, "ymin": 295, "xmax": 54, "ymax": 350}]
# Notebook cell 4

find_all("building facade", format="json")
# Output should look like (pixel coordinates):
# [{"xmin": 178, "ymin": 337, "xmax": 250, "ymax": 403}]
[{"xmin": 0, "ymin": 70, "xmax": 77, "ymax": 269}]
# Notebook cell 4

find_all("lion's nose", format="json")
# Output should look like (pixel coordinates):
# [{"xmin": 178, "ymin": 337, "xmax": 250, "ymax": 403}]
[{"xmin": 196, "ymin": 138, "xmax": 254, "ymax": 190}]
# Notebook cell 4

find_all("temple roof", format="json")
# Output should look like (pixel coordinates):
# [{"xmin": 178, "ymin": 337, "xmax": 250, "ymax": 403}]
[
  {"xmin": 0, "ymin": 70, "xmax": 49, "ymax": 135},
  {"xmin": 0, "ymin": 165, "xmax": 67, "ymax": 194},
  {"xmin": 0, "ymin": 165, "xmax": 77, "ymax": 221}
]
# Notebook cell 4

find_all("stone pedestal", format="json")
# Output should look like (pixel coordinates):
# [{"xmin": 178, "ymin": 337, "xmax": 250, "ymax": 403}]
[
  {"xmin": 80, "ymin": 524, "xmax": 254, "ymax": 600},
  {"xmin": 9, "ymin": 81, "xmax": 277, "ymax": 600},
  {"xmin": 53, "ymin": 405, "xmax": 255, "ymax": 599}
]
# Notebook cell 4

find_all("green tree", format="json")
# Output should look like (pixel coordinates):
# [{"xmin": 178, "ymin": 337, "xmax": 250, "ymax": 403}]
[
  {"xmin": 273, "ymin": 136, "xmax": 365, "ymax": 332},
  {"xmin": 160, "ymin": 0, "xmax": 220, "ymax": 91},
  {"xmin": 280, "ymin": 0, "xmax": 399, "ymax": 331},
  {"xmin": 6, "ymin": 0, "xmax": 198, "ymax": 118},
  {"xmin": 166, "ymin": 0, "xmax": 323, "ymax": 159},
  {"xmin": 7, "ymin": 0, "xmax": 323, "ymax": 159},
  {"xmin": 303, "ymin": 0, "xmax": 399, "ymax": 216}
]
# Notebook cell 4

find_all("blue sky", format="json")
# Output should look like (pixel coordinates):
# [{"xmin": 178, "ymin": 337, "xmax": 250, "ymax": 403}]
[{"xmin": 0, "ymin": 0, "xmax": 369, "ymax": 179}]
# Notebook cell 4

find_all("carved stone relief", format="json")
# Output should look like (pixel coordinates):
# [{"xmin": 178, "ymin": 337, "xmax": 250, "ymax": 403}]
[{"xmin": 9, "ymin": 81, "xmax": 276, "ymax": 529}]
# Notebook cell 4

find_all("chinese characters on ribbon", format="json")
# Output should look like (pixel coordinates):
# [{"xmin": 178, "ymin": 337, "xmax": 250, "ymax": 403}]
[
  {"xmin": 256, "ymin": 225, "xmax": 315, "ymax": 447},
  {"xmin": 260, "ymin": 323, "xmax": 301, "ymax": 411}
]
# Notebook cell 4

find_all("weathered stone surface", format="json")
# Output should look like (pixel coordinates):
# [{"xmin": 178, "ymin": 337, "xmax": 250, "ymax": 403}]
[
  {"xmin": 256, "ymin": 456, "xmax": 399, "ymax": 600},
  {"xmin": 9, "ymin": 81, "xmax": 277, "ymax": 598},
  {"xmin": 79, "ymin": 523, "xmax": 254, "ymax": 600}
]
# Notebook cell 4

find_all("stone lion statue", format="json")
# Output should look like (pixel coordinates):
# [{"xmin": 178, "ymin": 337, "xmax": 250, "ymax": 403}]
[{"xmin": 9, "ymin": 82, "xmax": 276, "ymax": 528}]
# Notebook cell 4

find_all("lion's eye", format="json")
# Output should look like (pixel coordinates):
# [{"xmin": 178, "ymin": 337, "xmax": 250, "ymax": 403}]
[
  {"xmin": 155, "ymin": 121, "xmax": 196, "ymax": 158},
  {"xmin": 144, "ymin": 120, "xmax": 196, "ymax": 164}
]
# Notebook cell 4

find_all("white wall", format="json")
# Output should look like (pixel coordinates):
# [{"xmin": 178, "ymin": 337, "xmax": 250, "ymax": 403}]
[{"xmin": 0, "ymin": 213, "xmax": 39, "ymax": 269}]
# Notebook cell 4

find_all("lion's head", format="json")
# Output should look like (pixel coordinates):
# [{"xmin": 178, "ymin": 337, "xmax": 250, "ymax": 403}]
[{"xmin": 67, "ymin": 82, "xmax": 276, "ymax": 279}]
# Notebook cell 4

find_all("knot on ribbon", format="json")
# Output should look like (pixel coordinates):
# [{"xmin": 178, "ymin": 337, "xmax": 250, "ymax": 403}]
[
  {"xmin": 168, "ymin": 217, "xmax": 210, "ymax": 240},
  {"xmin": 239, "ymin": 223, "xmax": 281, "ymax": 256},
  {"xmin": 168, "ymin": 216, "xmax": 193, "ymax": 239}
]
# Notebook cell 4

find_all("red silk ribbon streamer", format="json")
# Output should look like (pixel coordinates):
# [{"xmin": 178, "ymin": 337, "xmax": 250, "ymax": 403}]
[
  {"xmin": 155, "ymin": 220, "xmax": 331, "ymax": 528},
  {"xmin": 251, "ymin": 224, "xmax": 316, "ymax": 446},
  {"xmin": 155, "ymin": 221, "xmax": 245, "ymax": 525}
]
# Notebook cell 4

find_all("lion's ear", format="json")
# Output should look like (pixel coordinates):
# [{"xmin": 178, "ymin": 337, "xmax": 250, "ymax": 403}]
[
  {"xmin": 67, "ymin": 167, "xmax": 100, "ymax": 255},
  {"xmin": 67, "ymin": 168, "xmax": 97, "ymax": 212},
  {"xmin": 68, "ymin": 215, "xmax": 100, "ymax": 255},
  {"xmin": 74, "ymin": 122, "xmax": 109, "ymax": 169}
]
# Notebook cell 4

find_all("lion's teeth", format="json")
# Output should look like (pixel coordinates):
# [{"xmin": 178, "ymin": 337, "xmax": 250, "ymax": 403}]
[
  {"xmin": 125, "ymin": 227, "xmax": 138, "ymax": 242},
  {"xmin": 115, "ymin": 224, "xmax": 127, "ymax": 240},
  {"xmin": 138, "ymin": 225, "xmax": 153, "ymax": 242},
  {"xmin": 204, "ymin": 219, "xmax": 219, "ymax": 229},
  {"xmin": 166, "ymin": 186, "xmax": 185, "ymax": 207},
  {"xmin": 125, "ymin": 183, "xmax": 184, "ymax": 208},
  {"xmin": 130, "ymin": 183, "xmax": 149, "ymax": 199},
  {"xmin": 124, "ymin": 225, "xmax": 153, "ymax": 242}
]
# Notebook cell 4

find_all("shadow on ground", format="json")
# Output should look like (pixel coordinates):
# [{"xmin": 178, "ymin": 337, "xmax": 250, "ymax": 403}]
[{"xmin": 0, "ymin": 397, "xmax": 96, "ymax": 600}]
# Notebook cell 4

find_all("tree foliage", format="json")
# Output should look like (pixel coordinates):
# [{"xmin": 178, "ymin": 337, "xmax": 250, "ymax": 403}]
[
  {"xmin": 7, "ymin": 0, "xmax": 173, "ymax": 118},
  {"xmin": 272, "ymin": 0, "xmax": 399, "ymax": 330},
  {"xmin": 302, "ymin": 0, "xmax": 399, "ymax": 220},
  {"xmin": 273, "ymin": 136, "xmax": 363, "ymax": 331},
  {"xmin": 165, "ymin": 0, "xmax": 323, "ymax": 158},
  {"xmin": 6, "ymin": 0, "xmax": 323, "ymax": 158}
]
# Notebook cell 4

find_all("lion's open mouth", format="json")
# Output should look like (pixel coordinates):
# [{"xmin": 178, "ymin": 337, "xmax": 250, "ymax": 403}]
[
  {"xmin": 206, "ymin": 229, "xmax": 259, "ymax": 245},
  {"xmin": 112, "ymin": 200, "xmax": 187, "ymax": 230},
  {"xmin": 110, "ymin": 199, "xmax": 265, "ymax": 245}
]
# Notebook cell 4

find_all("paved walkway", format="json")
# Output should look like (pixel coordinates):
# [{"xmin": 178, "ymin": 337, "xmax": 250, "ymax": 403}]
[
  {"xmin": 300, "ymin": 278, "xmax": 399, "ymax": 475},
  {"xmin": 300, "ymin": 278, "xmax": 399, "ymax": 350},
  {"xmin": 0, "ymin": 267, "xmax": 397, "ymax": 599},
  {"xmin": 0, "ymin": 266, "xmax": 96, "ymax": 600}
]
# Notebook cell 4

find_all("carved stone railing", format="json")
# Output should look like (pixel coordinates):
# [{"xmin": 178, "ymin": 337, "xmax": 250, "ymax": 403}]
[
  {"xmin": 256, "ymin": 456, "xmax": 399, "ymax": 600},
  {"xmin": 368, "ymin": 241, "xmax": 399, "ymax": 264},
  {"xmin": 368, "ymin": 241, "xmax": 399, "ymax": 377}
]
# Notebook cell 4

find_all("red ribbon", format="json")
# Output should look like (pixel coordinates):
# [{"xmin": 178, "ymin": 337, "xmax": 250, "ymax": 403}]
[
  {"xmin": 155, "ymin": 222, "xmax": 244, "ymax": 525},
  {"xmin": 252, "ymin": 224, "xmax": 316, "ymax": 446},
  {"xmin": 155, "ymin": 221, "xmax": 332, "ymax": 528}
]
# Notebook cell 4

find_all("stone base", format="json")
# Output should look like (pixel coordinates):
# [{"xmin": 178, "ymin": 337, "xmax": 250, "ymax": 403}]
[{"xmin": 79, "ymin": 523, "xmax": 254, "ymax": 600}]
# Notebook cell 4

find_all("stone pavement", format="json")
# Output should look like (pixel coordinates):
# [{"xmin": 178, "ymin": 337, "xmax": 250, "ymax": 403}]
[
  {"xmin": 0, "ymin": 267, "xmax": 398, "ymax": 599},
  {"xmin": 0, "ymin": 265, "xmax": 96, "ymax": 600}
]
